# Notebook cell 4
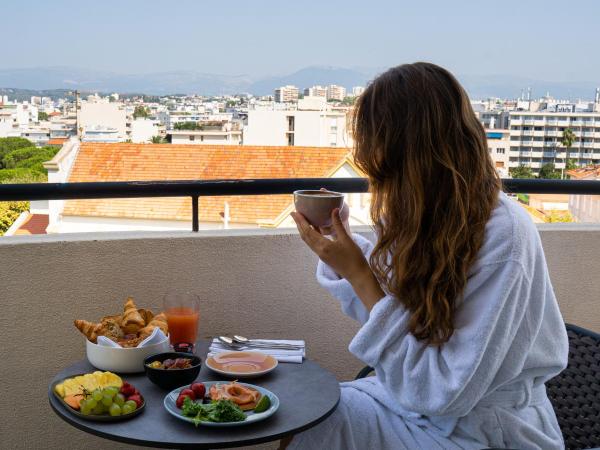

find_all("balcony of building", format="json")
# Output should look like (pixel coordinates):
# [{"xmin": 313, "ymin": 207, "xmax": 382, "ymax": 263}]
[{"xmin": 1, "ymin": 179, "xmax": 600, "ymax": 449}]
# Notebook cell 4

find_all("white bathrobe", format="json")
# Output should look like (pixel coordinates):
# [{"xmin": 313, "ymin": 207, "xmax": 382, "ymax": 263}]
[{"xmin": 289, "ymin": 193, "xmax": 568, "ymax": 450}]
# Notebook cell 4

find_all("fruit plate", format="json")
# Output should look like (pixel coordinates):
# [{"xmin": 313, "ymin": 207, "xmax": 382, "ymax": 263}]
[
  {"xmin": 51, "ymin": 374, "xmax": 145, "ymax": 422},
  {"xmin": 164, "ymin": 381, "xmax": 279, "ymax": 427},
  {"xmin": 205, "ymin": 351, "xmax": 278, "ymax": 378}
]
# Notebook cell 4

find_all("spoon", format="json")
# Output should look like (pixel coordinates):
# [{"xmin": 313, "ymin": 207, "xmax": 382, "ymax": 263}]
[{"xmin": 232, "ymin": 335, "xmax": 303, "ymax": 349}]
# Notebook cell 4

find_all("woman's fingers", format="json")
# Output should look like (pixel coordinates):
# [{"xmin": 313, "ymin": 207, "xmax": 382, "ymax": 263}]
[
  {"xmin": 291, "ymin": 212, "xmax": 329, "ymax": 253},
  {"xmin": 331, "ymin": 208, "xmax": 350, "ymax": 241}
]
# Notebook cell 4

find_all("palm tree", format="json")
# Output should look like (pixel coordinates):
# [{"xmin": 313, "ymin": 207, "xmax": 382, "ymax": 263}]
[
  {"xmin": 560, "ymin": 128, "xmax": 576, "ymax": 178},
  {"xmin": 150, "ymin": 136, "xmax": 165, "ymax": 144}
]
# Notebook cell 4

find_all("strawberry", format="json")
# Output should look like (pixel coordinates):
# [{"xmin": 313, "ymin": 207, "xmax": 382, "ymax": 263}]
[
  {"xmin": 180, "ymin": 388, "xmax": 196, "ymax": 400},
  {"xmin": 176, "ymin": 394, "xmax": 191, "ymax": 409},
  {"xmin": 191, "ymin": 383, "xmax": 206, "ymax": 399},
  {"xmin": 120, "ymin": 382, "xmax": 136, "ymax": 397}
]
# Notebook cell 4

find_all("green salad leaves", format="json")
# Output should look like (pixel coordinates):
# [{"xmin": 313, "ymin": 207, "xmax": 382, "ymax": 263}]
[{"xmin": 182, "ymin": 397, "xmax": 246, "ymax": 425}]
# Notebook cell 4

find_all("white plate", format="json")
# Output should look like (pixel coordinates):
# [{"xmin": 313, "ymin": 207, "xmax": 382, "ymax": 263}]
[
  {"xmin": 163, "ymin": 381, "xmax": 279, "ymax": 427},
  {"xmin": 205, "ymin": 351, "xmax": 278, "ymax": 378}
]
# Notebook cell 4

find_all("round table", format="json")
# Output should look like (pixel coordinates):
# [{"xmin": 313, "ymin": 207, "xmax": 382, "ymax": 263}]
[{"xmin": 48, "ymin": 341, "xmax": 340, "ymax": 449}]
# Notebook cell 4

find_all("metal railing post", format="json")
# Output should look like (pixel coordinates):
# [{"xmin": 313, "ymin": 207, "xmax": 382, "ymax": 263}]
[{"xmin": 192, "ymin": 196, "xmax": 199, "ymax": 232}]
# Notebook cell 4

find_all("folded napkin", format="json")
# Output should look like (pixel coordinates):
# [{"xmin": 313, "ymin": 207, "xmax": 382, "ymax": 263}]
[
  {"xmin": 97, "ymin": 327, "xmax": 168, "ymax": 348},
  {"xmin": 208, "ymin": 339, "xmax": 305, "ymax": 363}
]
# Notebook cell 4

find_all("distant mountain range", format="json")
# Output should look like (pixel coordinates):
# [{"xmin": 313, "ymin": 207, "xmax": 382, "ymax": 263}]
[{"xmin": 0, "ymin": 66, "xmax": 598, "ymax": 100}]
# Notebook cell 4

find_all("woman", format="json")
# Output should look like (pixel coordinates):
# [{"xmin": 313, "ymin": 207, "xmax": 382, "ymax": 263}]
[{"xmin": 288, "ymin": 63, "xmax": 568, "ymax": 449}]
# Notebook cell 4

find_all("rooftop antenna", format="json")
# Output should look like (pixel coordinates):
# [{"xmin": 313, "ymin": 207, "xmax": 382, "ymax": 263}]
[{"xmin": 595, "ymin": 88, "xmax": 600, "ymax": 104}]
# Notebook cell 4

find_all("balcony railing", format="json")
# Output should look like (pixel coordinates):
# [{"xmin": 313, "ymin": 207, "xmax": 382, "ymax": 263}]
[{"xmin": 1, "ymin": 178, "xmax": 600, "ymax": 232}]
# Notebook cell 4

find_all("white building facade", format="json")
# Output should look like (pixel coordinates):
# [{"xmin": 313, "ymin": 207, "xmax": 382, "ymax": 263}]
[
  {"xmin": 274, "ymin": 86, "xmax": 299, "ymax": 103},
  {"xmin": 508, "ymin": 106, "xmax": 600, "ymax": 172},
  {"xmin": 78, "ymin": 102, "xmax": 127, "ymax": 141},
  {"xmin": 304, "ymin": 86, "xmax": 327, "ymax": 98},
  {"xmin": 327, "ymin": 85, "xmax": 347, "ymax": 101},
  {"xmin": 486, "ymin": 129, "xmax": 510, "ymax": 178},
  {"xmin": 244, "ymin": 108, "xmax": 351, "ymax": 147}
]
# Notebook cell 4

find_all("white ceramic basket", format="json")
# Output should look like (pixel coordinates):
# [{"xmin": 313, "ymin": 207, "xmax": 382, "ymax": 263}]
[{"xmin": 85, "ymin": 336, "xmax": 170, "ymax": 374}]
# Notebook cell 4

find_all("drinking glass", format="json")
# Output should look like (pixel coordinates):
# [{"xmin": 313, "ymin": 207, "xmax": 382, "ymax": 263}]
[{"xmin": 163, "ymin": 291, "xmax": 200, "ymax": 351}]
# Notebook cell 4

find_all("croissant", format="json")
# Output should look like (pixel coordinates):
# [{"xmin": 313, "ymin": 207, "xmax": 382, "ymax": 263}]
[
  {"xmin": 137, "ymin": 308, "xmax": 154, "ymax": 326},
  {"xmin": 74, "ymin": 319, "xmax": 101, "ymax": 343},
  {"xmin": 138, "ymin": 312, "xmax": 169, "ymax": 338},
  {"xmin": 121, "ymin": 297, "xmax": 145, "ymax": 334},
  {"xmin": 97, "ymin": 317, "xmax": 124, "ymax": 342}
]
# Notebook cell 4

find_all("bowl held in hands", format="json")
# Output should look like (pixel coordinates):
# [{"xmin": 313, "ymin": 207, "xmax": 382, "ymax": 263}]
[{"xmin": 293, "ymin": 190, "xmax": 344, "ymax": 228}]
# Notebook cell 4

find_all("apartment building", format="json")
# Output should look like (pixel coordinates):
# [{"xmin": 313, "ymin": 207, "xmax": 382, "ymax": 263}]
[
  {"xmin": 303, "ymin": 86, "xmax": 328, "ymax": 97},
  {"xmin": 274, "ymin": 85, "xmax": 299, "ymax": 103},
  {"xmin": 352, "ymin": 86, "xmax": 365, "ymax": 97},
  {"xmin": 327, "ymin": 85, "xmax": 347, "ymax": 101},
  {"xmin": 168, "ymin": 121, "xmax": 242, "ymax": 145},
  {"xmin": 78, "ymin": 102, "xmax": 127, "ymax": 141},
  {"xmin": 486, "ymin": 129, "xmax": 510, "ymax": 178},
  {"xmin": 244, "ymin": 101, "xmax": 351, "ymax": 147},
  {"xmin": 508, "ymin": 103, "xmax": 600, "ymax": 172}
]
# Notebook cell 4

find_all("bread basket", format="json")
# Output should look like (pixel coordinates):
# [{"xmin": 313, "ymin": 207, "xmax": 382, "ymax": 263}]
[{"xmin": 85, "ymin": 336, "xmax": 170, "ymax": 374}]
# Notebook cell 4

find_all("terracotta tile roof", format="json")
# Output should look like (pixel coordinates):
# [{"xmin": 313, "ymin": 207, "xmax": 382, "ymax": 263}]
[
  {"xmin": 63, "ymin": 143, "xmax": 353, "ymax": 225},
  {"xmin": 14, "ymin": 213, "xmax": 49, "ymax": 235},
  {"xmin": 48, "ymin": 138, "xmax": 68, "ymax": 146},
  {"xmin": 566, "ymin": 166, "xmax": 600, "ymax": 180}
]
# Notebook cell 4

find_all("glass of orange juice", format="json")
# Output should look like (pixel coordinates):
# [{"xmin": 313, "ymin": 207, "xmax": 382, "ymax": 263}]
[{"xmin": 163, "ymin": 291, "xmax": 200, "ymax": 351}]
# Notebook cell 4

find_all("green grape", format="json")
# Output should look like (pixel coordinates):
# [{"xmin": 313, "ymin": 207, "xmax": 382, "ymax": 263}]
[
  {"xmin": 80, "ymin": 402, "xmax": 92, "ymax": 416},
  {"xmin": 124, "ymin": 400, "xmax": 137, "ymax": 411},
  {"xmin": 121, "ymin": 404, "xmax": 134, "ymax": 415},
  {"xmin": 92, "ymin": 403, "xmax": 105, "ymax": 415},
  {"xmin": 86, "ymin": 398, "xmax": 97, "ymax": 409},
  {"xmin": 114, "ymin": 393, "xmax": 125, "ymax": 407},
  {"xmin": 92, "ymin": 389, "xmax": 103, "ymax": 401},
  {"xmin": 101, "ymin": 394, "xmax": 113, "ymax": 407},
  {"xmin": 105, "ymin": 387, "xmax": 119, "ymax": 398},
  {"xmin": 109, "ymin": 403, "xmax": 121, "ymax": 416}
]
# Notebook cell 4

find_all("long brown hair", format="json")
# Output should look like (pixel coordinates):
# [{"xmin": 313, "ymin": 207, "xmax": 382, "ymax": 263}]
[{"xmin": 353, "ymin": 62, "xmax": 500, "ymax": 345}]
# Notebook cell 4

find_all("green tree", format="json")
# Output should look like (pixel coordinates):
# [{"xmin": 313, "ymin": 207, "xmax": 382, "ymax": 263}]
[
  {"xmin": 341, "ymin": 96, "xmax": 356, "ymax": 106},
  {"xmin": 0, "ymin": 137, "xmax": 34, "ymax": 163},
  {"xmin": 150, "ymin": 135, "xmax": 166, "ymax": 144},
  {"xmin": 560, "ymin": 128, "xmax": 576, "ymax": 177},
  {"xmin": 38, "ymin": 111, "xmax": 49, "ymax": 121},
  {"xmin": 133, "ymin": 105, "xmax": 149, "ymax": 119},
  {"xmin": 2, "ymin": 146, "xmax": 58, "ymax": 172},
  {"xmin": 538, "ymin": 163, "xmax": 561, "ymax": 179},
  {"xmin": 509, "ymin": 165, "xmax": 535, "ymax": 179}
]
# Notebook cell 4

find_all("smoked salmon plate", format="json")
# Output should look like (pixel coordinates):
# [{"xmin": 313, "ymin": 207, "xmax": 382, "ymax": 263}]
[{"xmin": 163, "ymin": 380, "xmax": 279, "ymax": 427}]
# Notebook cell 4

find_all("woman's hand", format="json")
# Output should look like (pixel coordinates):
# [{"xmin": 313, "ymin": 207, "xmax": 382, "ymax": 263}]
[{"xmin": 291, "ymin": 208, "xmax": 385, "ymax": 311}]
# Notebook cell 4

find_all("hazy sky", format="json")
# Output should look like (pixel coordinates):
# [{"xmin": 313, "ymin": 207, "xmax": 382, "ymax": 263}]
[{"xmin": 3, "ymin": 0, "xmax": 599, "ymax": 81}]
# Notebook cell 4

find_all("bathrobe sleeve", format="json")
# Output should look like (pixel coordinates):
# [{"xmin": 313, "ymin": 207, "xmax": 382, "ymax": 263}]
[
  {"xmin": 316, "ymin": 233, "xmax": 375, "ymax": 325},
  {"xmin": 348, "ymin": 259, "xmax": 534, "ymax": 417}
]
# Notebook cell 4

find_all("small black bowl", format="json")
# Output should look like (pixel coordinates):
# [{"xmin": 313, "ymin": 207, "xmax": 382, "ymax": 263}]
[{"xmin": 144, "ymin": 352, "xmax": 202, "ymax": 390}]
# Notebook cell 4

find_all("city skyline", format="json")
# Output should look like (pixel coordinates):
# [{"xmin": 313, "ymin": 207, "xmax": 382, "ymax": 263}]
[{"xmin": 2, "ymin": 0, "xmax": 600, "ymax": 82}]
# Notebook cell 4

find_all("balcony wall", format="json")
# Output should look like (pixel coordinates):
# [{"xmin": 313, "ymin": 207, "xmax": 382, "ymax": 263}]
[{"xmin": 1, "ymin": 225, "xmax": 600, "ymax": 449}]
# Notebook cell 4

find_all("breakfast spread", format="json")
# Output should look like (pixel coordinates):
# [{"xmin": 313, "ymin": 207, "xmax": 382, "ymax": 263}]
[
  {"xmin": 54, "ymin": 371, "xmax": 143, "ymax": 417},
  {"xmin": 74, "ymin": 297, "xmax": 168, "ymax": 347}
]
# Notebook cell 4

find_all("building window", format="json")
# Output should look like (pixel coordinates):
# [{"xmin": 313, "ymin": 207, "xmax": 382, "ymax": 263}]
[
  {"xmin": 189, "ymin": 135, "xmax": 195, "ymax": 141},
  {"xmin": 497, "ymin": 148, "xmax": 505, "ymax": 154},
  {"xmin": 287, "ymin": 132, "xmax": 294, "ymax": 146},
  {"xmin": 287, "ymin": 116, "xmax": 295, "ymax": 132}
]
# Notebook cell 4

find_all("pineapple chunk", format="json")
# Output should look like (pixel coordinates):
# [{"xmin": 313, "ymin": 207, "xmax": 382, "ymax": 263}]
[{"xmin": 54, "ymin": 383, "xmax": 65, "ymax": 398}]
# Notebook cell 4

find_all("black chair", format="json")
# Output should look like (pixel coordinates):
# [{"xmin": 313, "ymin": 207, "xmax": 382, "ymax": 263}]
[{"xmin": 354, "ymin": 323, "xmax": 600, "ymax": 450}]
